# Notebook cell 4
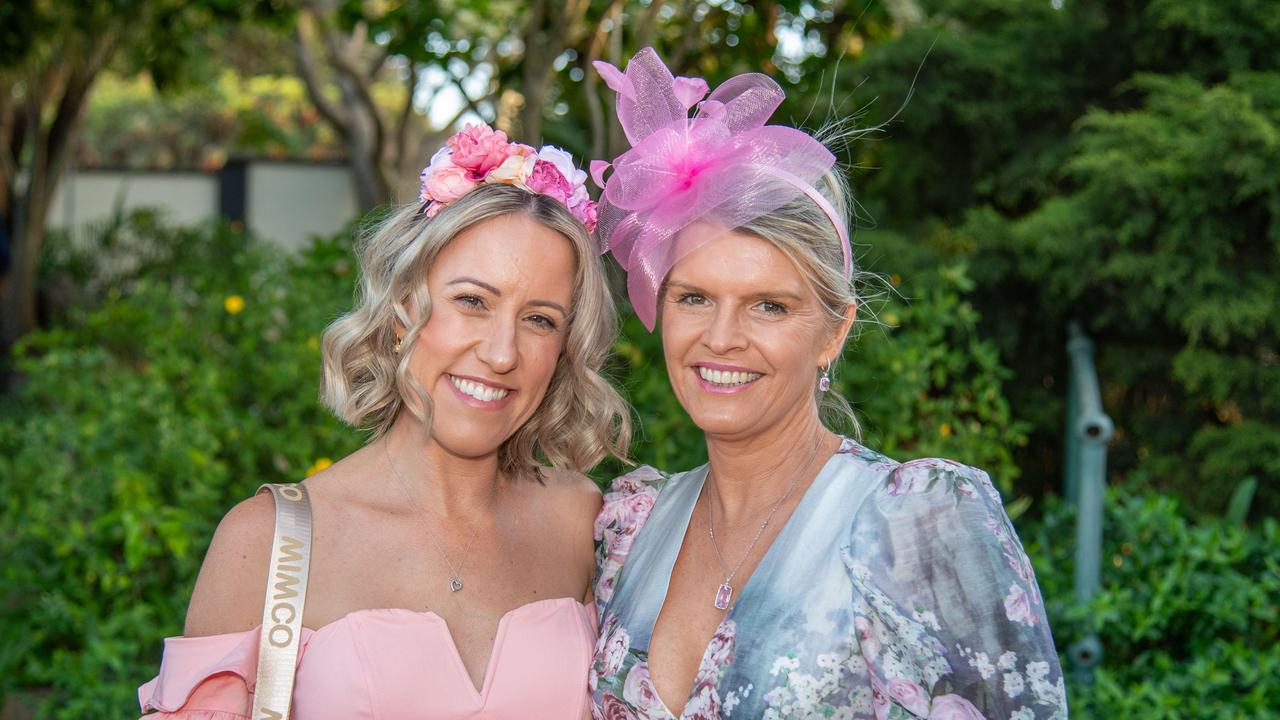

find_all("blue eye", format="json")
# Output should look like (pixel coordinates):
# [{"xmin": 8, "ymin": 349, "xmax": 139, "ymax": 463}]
[
  {"xmin": 527, "ymin": 314, "xmax": 559, "ymax": 331},
  {"xmin": 454, "ymin": 294, "xmax": 485, "ymax": 309}
]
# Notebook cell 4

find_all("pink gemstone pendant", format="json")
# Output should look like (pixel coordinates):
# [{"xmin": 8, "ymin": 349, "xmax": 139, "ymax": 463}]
[{"xmin": 714, "ymin": 583, "xmax": 733, "ymax": 610}]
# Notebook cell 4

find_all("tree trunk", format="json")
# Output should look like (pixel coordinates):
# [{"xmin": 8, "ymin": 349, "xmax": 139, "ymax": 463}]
[
  {"xmin": 294, "ymin": 11, "xmax": 393, "ymax": 211},
  {"xmin": 0, "ymin": 35, "xmax": 112, "ymax": 362},
  {"xmin": 519, "ymin": 0, "xmax": 591, "ymax": 145},
  {"xmin": 1, "ymin": 200, "xmax": 41, "ymax": 355}
]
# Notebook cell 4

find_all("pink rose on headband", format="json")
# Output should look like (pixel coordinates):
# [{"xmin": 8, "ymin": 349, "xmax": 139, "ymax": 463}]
[
  {"xmin": 449, "ymin": 123, "xmax": 511, "ymax": 175},
  {"xmin": 577, "ymin": 198, "xmax": 598, "ymax": 229},
  {"xmin": 426, "ymin": 165, "xmax": 478, "ymax": 204},
  {"xmin": 526, "ymin": 159, "xmax": 574, "ymax": 203}
]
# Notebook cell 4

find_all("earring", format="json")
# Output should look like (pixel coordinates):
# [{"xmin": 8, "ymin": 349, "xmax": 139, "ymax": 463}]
[
  {"xmin": 818, "ymin": 363, "xmax": 832, "ymax": 393},
  {"xmin": 394, "ymin": 336, "xmax": 403, "ymax": 353}
]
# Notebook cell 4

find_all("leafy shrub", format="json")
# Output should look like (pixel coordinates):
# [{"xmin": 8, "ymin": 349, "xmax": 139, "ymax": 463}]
[
  {"xmin": 1023, "ymin": 489, "xmax": 1280, "ymax": 718},
  {"xmin": 960, "ymin": 71, "xmax": 1280, "ymax": 518},
  {"xmin": 0, "ymin": 216, "xmax": 364, "ymax": 718}
]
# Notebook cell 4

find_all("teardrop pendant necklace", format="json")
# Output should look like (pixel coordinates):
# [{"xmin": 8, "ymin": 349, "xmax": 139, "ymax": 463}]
[
  {"xmin": 704, "ymin": 436, "xmax": 825, "ymax": 611},
  {"xmin": 384, "ymin": 438, "xmax": 486, "ymax": 593}
]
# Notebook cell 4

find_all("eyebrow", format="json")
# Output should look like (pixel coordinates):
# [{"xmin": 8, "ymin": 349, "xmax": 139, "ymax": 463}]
[
  {"xmin": 666, "ymin": 280, "xmax": 806, "ymax": 303},
  {"xmin": 448, "ymin": 277, "xmax": 569, "ymax": 317}
]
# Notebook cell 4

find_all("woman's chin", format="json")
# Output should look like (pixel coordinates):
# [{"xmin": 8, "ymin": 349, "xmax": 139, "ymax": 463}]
[
  {"xmin": 428, "ymin": 429, "xmax": 509, "ymax": 461},
  {"xmin": 687, "ymin": 412, "xmax": 764, "ymax": 439}
]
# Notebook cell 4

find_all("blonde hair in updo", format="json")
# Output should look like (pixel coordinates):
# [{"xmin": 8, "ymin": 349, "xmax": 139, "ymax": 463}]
[
  {"xmin": 734, "ymin": 164, "xmax": 870, "ymax": 439},
  {"xmin": 321, "ymin": 182, "xmax": 631, "ymax": 475}
]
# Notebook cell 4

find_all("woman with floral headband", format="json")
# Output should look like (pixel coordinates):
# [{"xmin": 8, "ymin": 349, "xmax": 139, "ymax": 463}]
[
  {"xmin": 589, "ymin": 48, "xmax": 1066, "ymax": 720},
  {"xmin": 138, "ymin": 125, "xmax": 625, "ymax": 719}
]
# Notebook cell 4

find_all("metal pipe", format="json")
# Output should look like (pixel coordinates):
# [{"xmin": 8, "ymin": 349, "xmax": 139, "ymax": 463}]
[{"xmin": 1065, "ymin": 321, "xmax": 1114, "ymax": 680}]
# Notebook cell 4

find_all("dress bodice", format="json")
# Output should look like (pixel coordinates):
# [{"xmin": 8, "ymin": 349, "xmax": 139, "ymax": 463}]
[
  {"xmin": 590, "ymin": 439, "xmax": 1068, "ymax": 719},
  {"xmin": 139, "ymin": 598, "xmax": 595, "ymax": 719}
]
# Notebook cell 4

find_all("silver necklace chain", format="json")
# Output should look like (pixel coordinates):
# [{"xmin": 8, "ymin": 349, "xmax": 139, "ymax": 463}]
[
  {"xmin": 384, "ymin": 438, "xmax": 485, "ymax": 593},
  {"xmin": 705, "ymin": 436, "xmax": 825, "ymax": 610}
]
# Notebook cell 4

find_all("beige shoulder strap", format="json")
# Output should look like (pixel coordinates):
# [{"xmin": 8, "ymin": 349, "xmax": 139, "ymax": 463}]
[{"xmin": 251, "ymin": 483, "xmax": 314, "ymax": 720}]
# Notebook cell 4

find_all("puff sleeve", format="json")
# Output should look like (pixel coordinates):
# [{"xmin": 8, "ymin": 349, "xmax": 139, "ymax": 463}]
[
  {"xmin": 592, "ymin": 465, "xmax": 667, "ymax": 617},
  {"xmin": 844, "ymin": 458, "xmax": 1068, "ymax": 720},
  {"xmin": 138, "ymin": 627, "xmax": 312, "ymax": 719}
]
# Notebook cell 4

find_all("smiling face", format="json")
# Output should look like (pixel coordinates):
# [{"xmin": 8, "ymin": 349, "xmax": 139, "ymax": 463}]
[
  {"xmin": 660, "ymin": 227, "xmax": 851, "ymax": 442},
  {"xmin": 406, "ymin": 212, "xmax": 576, "ymax": 460}
]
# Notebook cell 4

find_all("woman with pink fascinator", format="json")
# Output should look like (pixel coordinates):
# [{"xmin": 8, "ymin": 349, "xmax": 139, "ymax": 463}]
[
  {"xmin": 138, "ymin": 126, "xmax": 626, "ymax": 719},
  {"xmin": 589, "ymin": 48, "xmax": 1066, "ymax": 719}
]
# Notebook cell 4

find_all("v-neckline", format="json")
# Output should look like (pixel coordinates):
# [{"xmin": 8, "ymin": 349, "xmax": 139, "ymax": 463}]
[
  {"xmin": 309, "ymin": 596, "xmax": 590, "ymax": 701},
  {"xmin": 642, "ymin": 440, "xmax": 849, "ymax": 718}
]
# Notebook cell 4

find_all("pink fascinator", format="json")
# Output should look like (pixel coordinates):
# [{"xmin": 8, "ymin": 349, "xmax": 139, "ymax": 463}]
[
  {"xmin": 592, "ymin": 48, "xmax": 851, "ymax": 330},
  {"xmin": 419, "ymin": 123, "xmax": 598, "ymax": 231}
]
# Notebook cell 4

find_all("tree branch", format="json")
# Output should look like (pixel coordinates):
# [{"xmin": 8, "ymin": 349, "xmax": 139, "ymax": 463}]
[
  {"xmin": 41, "ymin": 30, "xmax": 118, "ymax": 201},
  {"xmin": 394, "ymin": 61, "xmax": 421, "ymax": 175},
  {"xmin": 449, "ymin": 71, "xmax": 490, "ymax": 121},
  {"xmin": 322, "ymin": 19, "xmax": 387, "ymax": 169},
  {"xmin": 636, "ymin": 0, "xmax": 668, "ymax": 49},
  {"xmin": 585, "ymin": 0, "xmax": 626, "ymax": 160},
  {"xmin": 668, "ymin": 0, "xmax": 704, "ymax": 72},
  {"xmin": 294, "ymin": 14, "xmax": 352, "ymax": 135}
]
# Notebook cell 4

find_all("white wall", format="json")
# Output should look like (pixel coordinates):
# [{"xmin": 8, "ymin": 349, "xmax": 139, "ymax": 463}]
[
  {"xmin": 50, "ymin": 172, "xmax": 218, "ymax": 235},
  {"xmin": 246, "ymin": 162, "xmax": 359, "ymax": 251},
  {"xmin": 48, "ymin": 162, "xmax": 360, "ymax": 251}
]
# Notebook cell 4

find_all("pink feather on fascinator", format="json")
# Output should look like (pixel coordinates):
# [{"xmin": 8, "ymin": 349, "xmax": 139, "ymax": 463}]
[{"xmin": 591, "ymin": 47, "xmax": 852, "ymax": 330}]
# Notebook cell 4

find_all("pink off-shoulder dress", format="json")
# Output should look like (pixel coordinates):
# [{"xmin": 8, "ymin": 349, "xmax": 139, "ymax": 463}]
[{"xmin": 137, "ymin": 597, "xmax": 596, "ymax": 719}]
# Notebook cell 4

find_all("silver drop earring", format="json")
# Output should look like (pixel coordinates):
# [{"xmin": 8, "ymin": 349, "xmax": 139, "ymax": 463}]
[{"xmin": 819, "ymin": 363, "xmax": 832, "ymax": 393}]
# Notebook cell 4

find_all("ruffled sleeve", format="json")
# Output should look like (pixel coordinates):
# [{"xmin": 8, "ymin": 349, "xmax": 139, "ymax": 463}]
[
  {"xmin": 138, "ymin": 627, "xmax": 311, "ymax": 719},
  {"xmin": 592, "ymin": 465, "xmax": 667, "ymax": 616},
  {"xmin": 843, "ymin": 458, "xmax": 1068, "ymax": 720}
]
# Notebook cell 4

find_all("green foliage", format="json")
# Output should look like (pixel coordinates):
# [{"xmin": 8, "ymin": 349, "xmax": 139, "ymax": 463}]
[
  {"xmin": 840, "ymin": 254, "xmax": 1029, "ymax": 493},
  {"xmin": 962, "ymin": 72, "xmax": 1280, "ymax": 516},
  {"xmin": 0, "ymin": 215, "xmax": 364, "ymax": 718},
  {"xmin": 1023, "ymin": 490, "xmax": 1280, "ymax": 718},
  {"xmin": 850, "ymin": 0, "xmax": 1280, "ymax": 226},
  {"xmin": 843, "ymin": 0, "xmax": 1280, "ymax": 517},
  {"xmin": 79, "ymin": 72, "xmax": 344, "ymax": 169}
]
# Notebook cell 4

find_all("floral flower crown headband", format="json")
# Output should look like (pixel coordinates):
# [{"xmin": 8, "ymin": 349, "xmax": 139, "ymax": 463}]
[
  {"xmin": 419, "ymin": 123, "xmax": 598, "ymax": 231},
  {"xmin": 590, "ymin": 47, "xmax": 852, "ymax": 330}
]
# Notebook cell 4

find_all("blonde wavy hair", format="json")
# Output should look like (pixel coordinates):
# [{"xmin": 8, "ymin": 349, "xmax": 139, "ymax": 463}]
[{"xmin": 321, "ymin": 183, "xmax": 631, "ymax": 476}]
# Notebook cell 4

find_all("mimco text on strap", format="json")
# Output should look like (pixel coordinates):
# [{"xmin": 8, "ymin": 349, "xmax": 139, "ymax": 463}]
[{"xmin": 252, "ymin": 482, "xmax": 314, "ymax": 719}]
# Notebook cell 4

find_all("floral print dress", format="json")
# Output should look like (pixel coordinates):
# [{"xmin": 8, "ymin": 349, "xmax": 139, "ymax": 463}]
[{"xmin": 591, "ymin": 438, "xmax": 1067, "ymax": 720}]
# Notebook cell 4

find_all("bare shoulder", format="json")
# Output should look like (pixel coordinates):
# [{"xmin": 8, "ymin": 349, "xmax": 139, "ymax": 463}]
[
  {"xmin": 183, "ymin": 492, "xmax": 276, "ymax": 637},
  {"xmin": 538, "ymin": 466, "xmax": 603, "ymax": 521}
]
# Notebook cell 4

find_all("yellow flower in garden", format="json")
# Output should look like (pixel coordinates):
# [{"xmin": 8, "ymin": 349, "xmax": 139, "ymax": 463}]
[
  {"xmin": 940, "ymin": 422, "xmax": 953, "ymax": 437},
  {"xmin": 306, "ymin": 457, "xmax": 333, "ymax": 477},
  {"xmin": 224, "ymin": 295, "xmax": 246, "ymax": 315}
]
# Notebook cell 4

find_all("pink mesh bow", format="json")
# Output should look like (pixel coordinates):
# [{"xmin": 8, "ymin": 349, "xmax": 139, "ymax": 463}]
[{"xmin": 592, "ymin": 47, "xmax": 851, "ymax": 330}]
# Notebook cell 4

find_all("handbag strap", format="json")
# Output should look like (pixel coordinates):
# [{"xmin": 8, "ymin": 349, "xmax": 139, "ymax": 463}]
[{"xmin": 250, "ymin": 483, "xmax": 314, "ymax": 720}]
